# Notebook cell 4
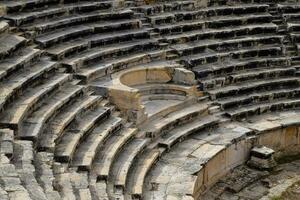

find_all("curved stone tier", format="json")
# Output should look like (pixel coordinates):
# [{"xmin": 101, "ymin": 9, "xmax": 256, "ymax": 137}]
[{"xmin": 0, "ymin": 0, "xmax": 300, "ymax": 200}]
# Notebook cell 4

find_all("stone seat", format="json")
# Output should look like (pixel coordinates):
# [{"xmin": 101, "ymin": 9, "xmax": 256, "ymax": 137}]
[
  {"xmin": 113, "ymin": 138, "xmax": 150, "ymax": 190},
  {"xmin": 135, "ymin": 83, "xmax": 192, "ymax": 96},
  {"xmin": 19, "ymin": 84, "xmax": 84, "ymax": 141},
  {"xmin": 72, "ymin": 116, "xmax": 123, "ymax": 171},
  {"xmin": 148, "ymin": 13, "xmax": 176, "ymax": 25},
  {"xmin": 130, "ymin": 150, "xmax": 160, "ymax": 199},
  {"xmin": 0, "ymin": 150, "xmax": 32, "ymax": 199},
  {"xmin": 75, "ymin": 49, "xmax": 166, "ymax": 83},
  {"xmin": 46, "ymin": 28, "xmax": 150, "ymax": 60},
  {"xmin": 141, "ymin": 93, "xmax": 187, "ymax": 102},
  {"xmin": 92, "ymin": 128, "xmax": 137, "ymax": 181},
  {"xmin": 0, "ymin": 35, "xmax": 26, "ymax": 60},
  {"xmin": 203, "ymin": 3, "xmax": 268, "ymax": 17},
  {"xmin": 287, "ymin": 22, "xmax": 300, "ymax": 32},
  {"xmin": 35, "ymin": 152, "xmax": 61, "ymax": 199},
  {"xmin": 290, "ymin": 32, "xmax": 300, "ymax": 42},
  {"xmin": 4, "ymin": 1, "xmax": 113, "ymax": 26},
  {"xmin": 13, "ymin": 140, "xmax": 48, "ymax": 200},
  {"xmin": 158, "ymin": 115, "xmax": 219, "ymax": 149},
  {"xmin": 208, "ymin": 77, "xmax": 300, "ymax": 100},
  {"xmin": 173, "ymin": 35, "xmax": 284, "ymax": 56},
  {"xmin": 140, "ymin": 103, "xmax": 208, "ymax": 138},
  {"xmin": 0, "ymin": 47, "xmax": 41, "ymax": 82},
  {"xmin": 172, "ymin": 3, "xmax": 268, "ymax": 22},
  {"xmin": 163, "ymin": 23, "xmax": 278, "ymax": 43},
  {"xmin": 155, "ymin": 13, "xmax": 272, "ymax": 34},
  {"xmin": 283, "ymin": 13, "xmax": 300, "ymax": 21},
  {"xmin": 0, "ymin": 60, "xmax": 57, "ymax": 112},
  {"xmin": 0, "ymin": 0, "xmax": 60, "ymax": 13},
  {"xmin": 35, "ymin": 19, "xmax": 141, "ymax": 48},
  {"xmin": 155, "ymin": 19, "xmax": 204, "ymax": 35},
  {"xmin": 38, "ymin": 94, "xmax": 102, "ymax": 151},
  {"xmin": 278, "ymin": 3, "xmax": 300, "ymax": 13},
  {"xmin": 0, "ymin": 21, "xmax": 9, "ymax": 34},
  {"xmin": 61, "ymin": 39, "xmax": 158, "ymax": 71},
  {"xmin": 217, "ymin": 87, "xmax": 300, "ymax": 110},
  {"xmin": 54, "ymin": 105, "xmax": 111, "ymax": 163},
  {"xmin": 54, "ymin": 172, "xmax": 76, "ymax": 199},
  {"xmin": 20, "ymin": 9, "xmax": 134, "ymax": 34},
  {"xmin": 183, "ymin": 46, "xmax": 282, "ymax": 67},
  {"xmin": 200, "ymin": 67, "xmax": 295, "ymax": 90},
  {"xmin": 225, "ymin": 98, "xmax": 300, "ymax": 120},
  {"xmin": 0, "ymin": 73, "xmax": 72, "ymax": 130},
  {"xmin": 0, "ymin": 129, "xmax": 14, "ymax": 158},
  {"xmin": 193, "ymin": 56, "xmax": 290, "ymax": 79}
]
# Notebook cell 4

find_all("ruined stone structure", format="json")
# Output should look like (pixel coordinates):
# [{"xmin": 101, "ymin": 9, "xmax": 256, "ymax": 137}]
[{"xmin": 0, "ymin": 0, "xmax": 300, "ymax": 200}]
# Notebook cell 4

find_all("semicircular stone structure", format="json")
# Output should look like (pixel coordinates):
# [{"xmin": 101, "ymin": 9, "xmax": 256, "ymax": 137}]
[{"xmin": 0, "ymin": 0, "xmax": 300, "ymax": 200}]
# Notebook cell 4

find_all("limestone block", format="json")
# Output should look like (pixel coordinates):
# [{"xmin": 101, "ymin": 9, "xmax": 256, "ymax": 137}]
[
  {"xmin": 172, "ymin": 68, "xmax": 196, "ymax": 86},
  {"xmin": 195, "ymin": 0, "xmax": 208, "ymax": 8},
  {"xmin": 113, "ymin": 0, "xmax": 125, "ymax": 9},
  {"xmin": 0, "ymin": 5, "xmax": 6, "ymax": 16}
]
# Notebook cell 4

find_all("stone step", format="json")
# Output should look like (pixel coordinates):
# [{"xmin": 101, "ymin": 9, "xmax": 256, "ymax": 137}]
[
  {"xmin": 158, "ymin": 115, "xmax": 219, "ymax": 149},
  {"xmin": 35, "ymin": 152, "xmax": 61, "ymax": 200},
  {"xmin": 164, "ymin": 23, "xmax": 278, "ymax": 44},
  {"xmin": 20, "ymin": 9, "xmax": 134, "ymax": 34},
  {"xmin": 0, "ymin": 35, "xmax": 26, "ymax": 60},
  {"xmin": 4, "ymin": 1, "xmax": 113, "ymax": 26},
  {"xmin": 0, "ymin": 59, "xmax": 57, "ymax": 113},
  {"xmin": 135, "ymin": 83, "xmax": 192, "ymax": 96},
  {"xmin": 208, "ymin": 77, "xmax": 300, "ymax": 100},
  {"xmin": 0, "ymin": 157, "xmax": 31, "ymax": 200},
  {"xmin": 217, "ymin": 87, "xmax": 300, "ymax": 110},
  {"xmin": 184, "ymin": 46, "xmax": 282, "ymax": 68},
  {"xmin": 54, "ymin": 172, "xmax": 76, "ymax": 200},
  {"xmin": 19, "ymin": 84, "xmax": 84, "ymax": 141},
  {"xmin": 13, "ymin": 140, "xmax": 48, "ymax": 200},
  {"xmin": 0, "ymin": 129, "xmax": 14, "ymax": 159},
  {"xmin": 46, "ymin": 27, "xmax": 150, "ymax": 60},
  {"xmin": 173, "ymin": 35, "xmax": 284, "ymax": 56},
  {"xmin": 0, "ymin": 47, "xmax": 41, "ymax": 82},
  {"xmin": 54, "ymin": 106, "xmax": 111, "ymax": 163},
  {"xmin": 69, "ymin": 171, "xmax": 91, "ymax": 200},
  {"xmin": 113, "ymin": 138, "xmax": 150, "ymax": 191},
  {"xmin": 193, "ymin": 56, "xmax": 290, "ymax": 79},
  {"xmin": 89, "ymin": 180, "xmax": 108, "ymax": 200},
  {"xmin": 129, "ymin": 150, "xmax": 160, "ymax": 199},
  {"xmin": 92, "ymin": 128, "xmax": 137, "ymax": 181},
  {"xmin": 0, "ymin": 21, "xmax": 9, "ymax": 34},
  {"xmin": 283, "ymin": 13, "xmax": 300, "ymax": 21},
  {"xmin": 39, "ymin": 94, "xmax": 102, "ymax": 151},
  {"xmin": 148, "ymin": 12, "xmax": 176, "ymax": 25},
  {"xmin": 156, "ymin": 13, "xmax": 272, "ymax": 34},
  {"xmin": 35, "ymin": 19, "xmax": 141, "ymax": 48},
  {"xmin": 287, "ymin": 22, "xmax": 300, "ymax": 32},
  {"xmin": 225, "ymin": 98, "xmax": 300, "ymax": 120},
  {"xmin": 0, "ymin": 0, "xmax": 60, "ymax": 13},
  {"xmin": 62, "ymin": 39, "xmax": 158, "ymax": 71},
  {"xmin": 0, "ymin": 73, "xmax": 72, "ymax": 130},
  {"xmin": 278, "ymin": 3, "xmax": 300, "ymax": 13},
  {"xmin": 200, "ymin": 67, "xmax": 296, "ymax": 90},
  {"xmin": 169, "ymin": 4, "xmax": 269, "ymax": 22},
  {"xmin": 72, "ymin": 116, "xmax": 123, "ymax": 171},
  {"xmin": 141, "ymin": 103, "xmax": 208, "ymax": 138}
]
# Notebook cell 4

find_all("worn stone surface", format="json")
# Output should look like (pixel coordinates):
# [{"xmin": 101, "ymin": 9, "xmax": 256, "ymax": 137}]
[{"xmin": 0, "ymin": 1, "xmax": 300, "ymax": 200}]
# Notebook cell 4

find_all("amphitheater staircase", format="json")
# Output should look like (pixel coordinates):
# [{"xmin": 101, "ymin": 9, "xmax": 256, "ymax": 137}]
[{"xmin": 0, "ymin": 0, "xmax": 300, "ymax": 200}]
